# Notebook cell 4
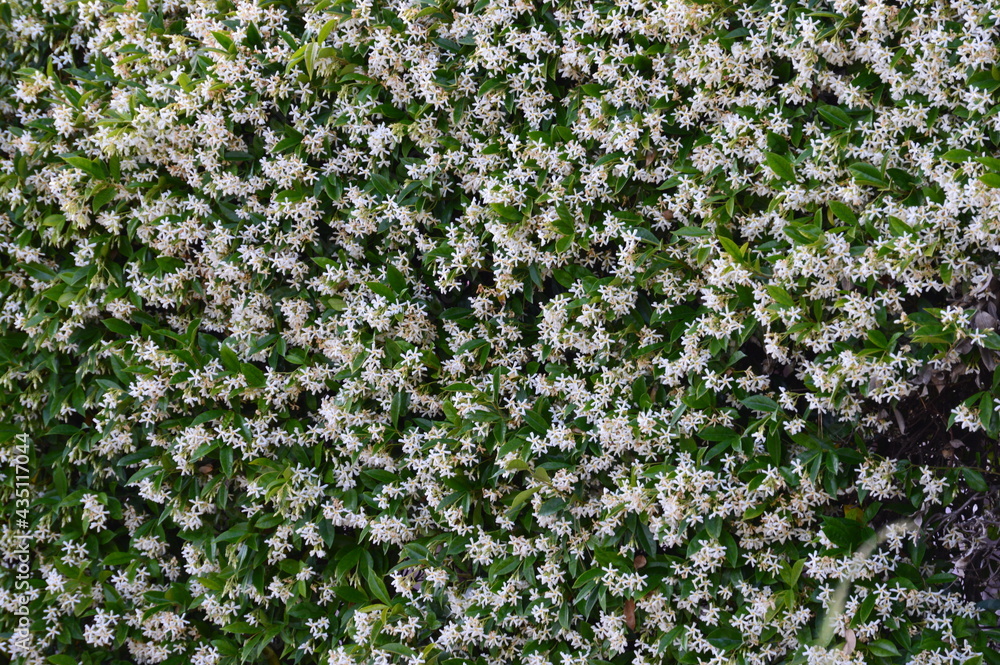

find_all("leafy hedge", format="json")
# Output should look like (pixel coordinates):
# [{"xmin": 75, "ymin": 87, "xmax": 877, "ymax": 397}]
[{"xmin": 2, "ymin": 0, "xmax": 1000, "ymax": 664}]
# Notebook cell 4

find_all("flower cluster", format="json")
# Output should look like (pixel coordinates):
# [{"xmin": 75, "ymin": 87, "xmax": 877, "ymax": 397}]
[{"xmin": 1, "ymin": 0, "xmax": 999, "ymax": 664}]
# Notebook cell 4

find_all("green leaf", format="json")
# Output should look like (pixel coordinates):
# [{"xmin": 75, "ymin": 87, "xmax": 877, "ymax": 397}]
[
  {"xmin": 212, "ymin": 31, "xmax": 235, "ymax": 51},
  {"xmin": 706, "ymin": 626, "xmax": 742, "ymax": 652},
  {"xmin": 364, "ymin": 565, "xmax": 391, "ymax": 604},
  {"xmin": 61, "ymin": 155, "xmax": 106, "ymax": 179},
  {"xmin": 718, "ymin": 236, "xmax": 743, "ymax": 262},
  {"xmin": 979, "ymin": 173, "xmax": 1000, "ymax": 188},
  {"xmin": 102, "ymin": 551, "xmax": 135, "ymax": 566},
  {"xmin": 390, "ymin": 391, "xmax": 409, "ymax": 429},
  {"xmin": 21, "ymin": 263, "xmax": 58, "ymax": 281},
  {"xmin": 849, "ymin": 162, "xmax": 888, "ymax": 188},
  {"xmin": 125, "ymin": 465, "xmax": 161, "ymax": 486},
  {"xmin": 821, "ymin": 516, "xmax": 875, "ymax": 550},
  {"xmin": 765, "ymin": 285, "xmax": 795, "ymax": 308},
  {"xmin": 962, "ymin": 467, "xmax": 988, "ymax": 492},
  {"xmin": 117, "ymin": 447, "xmax": 157, "ymax": 466},
  {"xmin": 192, "ymin": 410, "xmax": 225, "ymax": 426},
  {"xmin": 441, "ymin": 307, "xmax": 473, "ymax": 321},
  {"xmin": 223, "ymin": 621, "xmax": 257, "ymax": 634},
  {"xmin": 632, "ymin": 226, "xmax": 660, "ymax": 245},
  {"xmin": 318, "ymin": 16, "xmax": 339, "ymax": 43},
  {"xmin": 573, "ymin": 567, "xmax": 604, "ymax": 589},
  {"xmin": 215, "ymin": 524, "xmax": 250, "ymax": 543},
  {"xmin": 244, "ymin": 21, "xmax": 263, "ymax": 47},
  {"xmin": 53, "ymin": 464, "xmax": 67, "ymax": 496},
  {"xmin": 816, "ymin": 105, "xmax": 852, "ymax": 127},
  {"xmin": 555, "ymin": 234, "xmax": 574, "ymax": 253},
  {"xmin": 490, "ymin": 204, "xmax": 522, "ymax": 222},
  {"xmin": 303, "ymin": 42, "xmax": 318, "ymax": 77},
  {"xmin": 333, "ymin": 585, "xmax": 368, "ymax": 604},
  {"xmin": 41, "ymin": 213, "xmax": 66, "ymax": 229},
  {"xmin": 368, "ymin": 282, "xmax": 395, "ymax": 300},
  {"xmin": 241, "ymin": 363, "xmax": 265, "ymax": 388},
  {"xmin": 385, "ymin": 264, "xmax": 406, "ymax": 294},
  {"xmin": 867, "ymin": 640, "xmax": 901, "ymax": 658},
  {"xmin": 381, "ymin": 644, "xmax": 417, "ymax": 657},
  {"xmin": 488, "ymin": 556, "xmax": 522, "ymax": 581},
  {"xmin": 273, "ymin": 131, "xmax": 303, "ymax": 153},
  {"xmin": 335, "ymin": 547, "xmax": 364, "ymax": 578},
  {"xmin": 780, "ymin": 558, "xmax": 805, "ymax": 587},
  {"xmin": 829, "ymin": 201, "xmax": 857, "ymax": 225},
  {"xmin": 765, "ymin": 152, "xmax": 795, "ymax": 182},
  {"xmin": 92, "ymin": 183, "xmax": 116, "ymax": 211},
  {"xmin": 456, "ymin": 339, "xmax": 490, "ymax": 355},
  {"xmin": 524, "ymin": 409, "xmax": 548, "ymax": 433},
  {"xmin": 538, "ymin": 497, "xmax": 566, "ymax": 515},
  {"xmin": 220, "ymin": 446, "xmax": 234, "ymax": 476},
  {"xmin": 220, "ymin": 344, "xmax": 240, "ymax": 372},
  {"xmin": 49, "ymin": 657, "xmax": 77, "ymax": 665},
  {"xmin": 940, "ymin": 149, "xmax": 974, "ymax": 162},
  {"xmin": 741, "ymin": 395, "xmax": 779, "ymax": 413},
  {"xmin": 285, "ymin": 349, "xmax": 309, "ymax": 365},
  {"xmin": 852, "ymin": 592, "xmax": 876, "ymax": 627},
  {"xmin": 510, "ymin": 485, "xmax": 542, "ymax": 508},
  {"xmin": 975, "ymin": 156, "xmax": 1000, "ymax": 171},
  {"xmin": 674, "ymin": 226, "xmax": 712, "ymax": 237},
  {"xmin": 103, "ymin": 318, "xmax": 136, "ymax": 336},
  {"xmin": 478, "ymin": 78, "xmax": 506, "ymax": 96}
]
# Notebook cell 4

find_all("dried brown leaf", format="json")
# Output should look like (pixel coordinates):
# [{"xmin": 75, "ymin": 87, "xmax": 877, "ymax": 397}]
[
  {"xmin": 843, "ymin": 628, "xmax": 856, "ymax": 655},
  {"xmin": 624, "ymin": 598, "xmax": 636, "ymax": 631}
]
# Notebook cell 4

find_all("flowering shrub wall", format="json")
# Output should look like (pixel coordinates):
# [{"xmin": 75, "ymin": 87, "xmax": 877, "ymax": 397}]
[{"xmin": 2, "ymin": 0, "xmax": 1000, "ymax": 664}]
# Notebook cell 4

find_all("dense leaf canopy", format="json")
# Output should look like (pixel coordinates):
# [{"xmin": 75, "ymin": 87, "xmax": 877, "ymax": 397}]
[{"xmin": 2, "ymin": 0, "xmax": 1000, "ymax": 664}]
